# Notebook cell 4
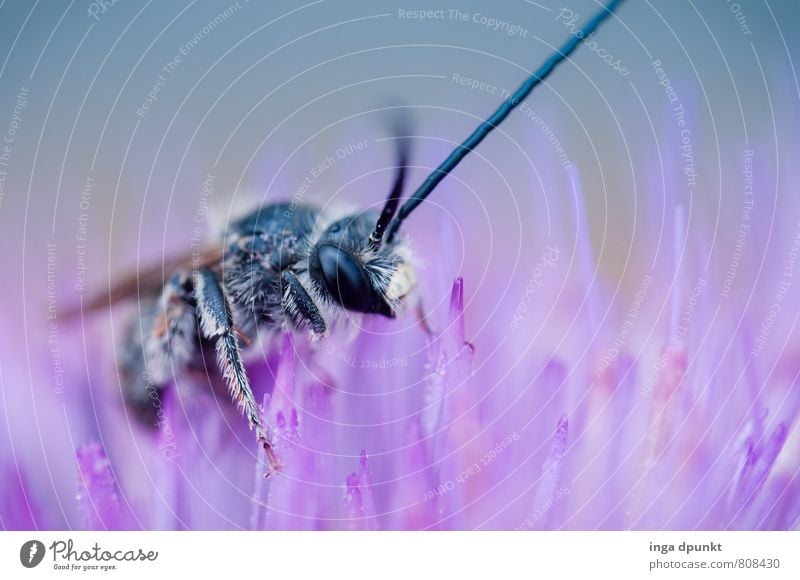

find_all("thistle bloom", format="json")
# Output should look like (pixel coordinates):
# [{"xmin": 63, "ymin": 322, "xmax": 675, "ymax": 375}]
[{"xmin": 4, "ymin": 238, "xmax": 800, "ymax": 529}]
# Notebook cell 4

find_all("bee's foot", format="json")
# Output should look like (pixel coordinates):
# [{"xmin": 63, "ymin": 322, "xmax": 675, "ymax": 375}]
[{"xmin": 258, "ymin": 435, "xmax": 282, "ymax": 477}]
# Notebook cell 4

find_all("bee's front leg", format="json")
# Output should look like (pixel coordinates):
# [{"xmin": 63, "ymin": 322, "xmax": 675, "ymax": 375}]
[
  {"xmin": 193, "ymin": 269, "xmax": 278, "ymax": 471},
  {"xmin": 280, "ymin": 270, "xmax": 327, "ymax": 337}
]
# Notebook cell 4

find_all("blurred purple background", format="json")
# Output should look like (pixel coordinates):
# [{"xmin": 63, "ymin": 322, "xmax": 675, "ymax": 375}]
[{"xmin": 1, "ymin": 0, "xmax": 800, "ymax": 529}]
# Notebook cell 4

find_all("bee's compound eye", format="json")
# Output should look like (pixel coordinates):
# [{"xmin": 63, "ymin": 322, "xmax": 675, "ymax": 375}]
[{"xmin": 318, "ymin": 245, "xmax": 373, "ymax": 312}]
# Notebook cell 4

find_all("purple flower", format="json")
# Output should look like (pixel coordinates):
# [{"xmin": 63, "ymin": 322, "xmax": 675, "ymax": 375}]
[
  {"xmin": 76, "ymin": 442, "xmax": 131, "ymax": 530},
  {"xmin": 4, "ymin": 249, "xmax": 800, "ymax": 531}
]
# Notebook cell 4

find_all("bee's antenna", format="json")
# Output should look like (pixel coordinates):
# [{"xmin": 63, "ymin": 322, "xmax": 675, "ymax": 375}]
[
  {"xmin": 384, "ymin": 0, "xmax": 624, "ymax": 243},
  {"xmin": 369, "ymin": 111, "xmax": 411, "ymax": 249}
]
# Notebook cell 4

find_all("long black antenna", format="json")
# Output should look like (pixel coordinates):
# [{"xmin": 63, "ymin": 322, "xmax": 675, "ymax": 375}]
[
  {"xmin": 384, "ymin": 0, "xmax": 624, "ymax": 243},
  {"xmin": 368, "ymin": 112, "xmax": 411, "ymax": 249}
]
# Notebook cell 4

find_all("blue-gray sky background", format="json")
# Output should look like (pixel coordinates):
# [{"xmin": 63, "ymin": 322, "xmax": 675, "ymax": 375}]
[{"xmin": 1, "ymin": 0, "xmax": 797, "ymax": 286}]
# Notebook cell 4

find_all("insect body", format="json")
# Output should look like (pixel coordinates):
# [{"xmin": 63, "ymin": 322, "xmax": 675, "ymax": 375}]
[
  {"xmin": 91, "ymin": 0, "xmax": 623, "ymax": 470},
  {"xmin": 119, "ymin": 191, "xmax": 415, "ymax": 467}
]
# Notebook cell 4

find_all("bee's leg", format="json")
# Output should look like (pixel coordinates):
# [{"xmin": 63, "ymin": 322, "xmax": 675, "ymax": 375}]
[
  {"xmin": 120, "ymin": 273, "xmax": 197, "ymax": 425},
  {"xmin": 280, "ymin": 270, "xmax": 327, "ymax": 336},
  {"xmin": 415, "ymin": 299, "xmax": 434, "ymax": 337},
  {"xmin": 119, "ymin": 305, "xmax": 165, "ymax": 425},
  {"xmin": 194, "ymin": 269, "xmax": 277, "ymax": 469},
  {"xmin": 144, "ymin": 272, "xmax": 198, "ymax": 384}
]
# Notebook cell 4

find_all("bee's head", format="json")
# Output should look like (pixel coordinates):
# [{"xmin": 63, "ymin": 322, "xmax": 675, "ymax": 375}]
[
  {"xmin": 307, "ymin": 117, "xmax": 417, "ymax": 319},
  {"xmin": 309, "ymin": 212, "xmax": 415, "ymax": 318}
]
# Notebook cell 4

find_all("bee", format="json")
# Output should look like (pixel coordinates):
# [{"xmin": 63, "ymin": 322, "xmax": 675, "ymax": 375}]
[{"xmin": 78, "ymin": 1, "xmax": 623, "ymax": 471}]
